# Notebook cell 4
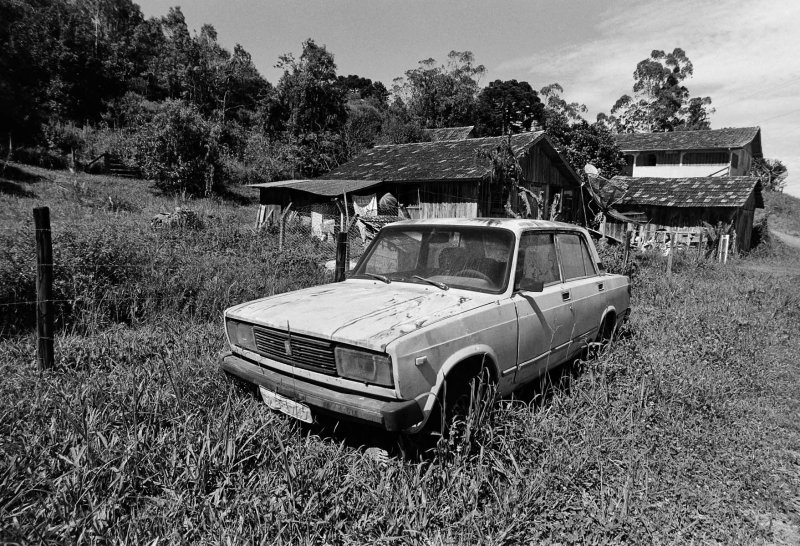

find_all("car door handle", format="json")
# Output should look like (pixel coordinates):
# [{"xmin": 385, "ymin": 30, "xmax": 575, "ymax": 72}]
[
  {"xmin": 597, "ymin": 282, "xmax": 605, "ymax": 291},
  {"xmin": 562, "ymin": 291, "xmax": 571, "ymax": 302}
]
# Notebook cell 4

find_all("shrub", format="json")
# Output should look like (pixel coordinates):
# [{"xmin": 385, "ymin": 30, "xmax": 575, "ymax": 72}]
[
  {"xmin": 133, "ymin": 100, "xmax": 223, "ymax": 196},
  {"xmin": 43, "ymin": 121, "xmax": 86, "ymax": 156},
  {"xmin": 751, "ymin": 215, "xmax": 771, "ymax": 248},
  {"xmin": 595, "ymin": 239, "xmax": 637, "ymax": 278},
  {"xmin": 11, "ymin": 146, "xmax": 68, "ymax": 170}
]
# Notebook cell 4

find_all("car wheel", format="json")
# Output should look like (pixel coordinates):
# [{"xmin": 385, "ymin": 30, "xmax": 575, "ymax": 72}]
[
  {"xmin": 596, "ymin": 313, "xmax": 617, "ymax": 345},
  {"xmin": 441, "ymin": 364, "xmax": 495, "ymax": 443}
]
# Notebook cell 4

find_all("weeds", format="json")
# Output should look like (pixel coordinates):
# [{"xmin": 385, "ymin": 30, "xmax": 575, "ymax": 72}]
[{"xmin": 1, "ymin": 165, "xmax": 799, "ymax": 543}]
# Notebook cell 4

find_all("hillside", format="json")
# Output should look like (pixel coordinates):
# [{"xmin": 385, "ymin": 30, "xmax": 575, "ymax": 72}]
[
  {"xmin": 1, "ymin": 165, "xmax": 799, "ymax": 544},
  {"xmin": 761, "ymin": 191, "xmax": 800, "ymax": 247}
]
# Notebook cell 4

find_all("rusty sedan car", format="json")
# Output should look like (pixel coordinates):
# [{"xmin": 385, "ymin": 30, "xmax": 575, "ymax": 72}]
[{"xmin": 221, "ymin": 219, "xmax": 630, "ymax": 433}]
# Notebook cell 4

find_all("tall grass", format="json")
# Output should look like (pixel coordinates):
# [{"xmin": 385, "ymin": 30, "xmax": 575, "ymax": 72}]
[
  {"xmin": 1, "ymin": 164, "xmax": 799, "ymax": 543},
  {"xmin": 0, "ymin": 166, "xmax": 329, "ymax": 335}
]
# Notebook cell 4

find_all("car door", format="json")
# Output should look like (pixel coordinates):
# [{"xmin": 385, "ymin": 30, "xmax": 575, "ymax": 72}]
[
  {"xmin": 556, "ymin": 232, "xmax": 602, "ymax": 356},
  {"xmin": 511, "ymin": 231, "xmax": 574, "ymax": 383}
]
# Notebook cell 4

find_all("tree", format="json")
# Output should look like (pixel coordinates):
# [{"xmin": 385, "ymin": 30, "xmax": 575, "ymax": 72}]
[
  {"xmin": 540, "ymin": 83, "xmax": 587, "ymax": 123},
  {"xmin": 538, "ymin": 83, "xmax": 626, "ymax": 179},
  {"xmin": 134, "ymin": 100, "xmax": 222, "ymax": 196},
  {"xmin": 603, "ymin": 48, "xmax": 714, "ymax": 133},
  {"xmin": 393, "ymin": 51, "xmax": 485, "ymax": 128},
  {"xmin": 274, "ymin": 39, "xmax": 347, "ymax": 136},
  {"xmin": 750, "ymin": 158, "xmax": 788, "ymax": 192},
  {"xmin": 474, "ymin": 80, "xmax": 544, "ymax": 136},
  {"xmin": 342, "ymin": 101, "xmax": 383, "ymax": 157},
  {"xmin": 337, "ymin": 75, "xmax": 389, "ymax": 109},
  {"xmin": 376, "ymin": 99, "xmax": 430, "ymax": 145}
]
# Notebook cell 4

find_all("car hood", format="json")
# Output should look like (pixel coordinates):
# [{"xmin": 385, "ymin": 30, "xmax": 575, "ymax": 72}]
[{"xmin": 225, "ymin": 280, "xmax": 498, "ymax": 352}]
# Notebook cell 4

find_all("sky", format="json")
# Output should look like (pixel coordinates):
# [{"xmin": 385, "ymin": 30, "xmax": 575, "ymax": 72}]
[{"xmin": 137, "ymin": 0, "xmax": 800, "ymax": 196}]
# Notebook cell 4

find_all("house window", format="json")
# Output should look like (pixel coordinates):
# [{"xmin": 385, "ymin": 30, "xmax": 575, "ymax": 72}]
[
  {"xmin": 659, "ymin": 152, "xmax": 680, "ymax": 165},
  {"xmin": 682, "ymin": 151, "xmax": 730, "ymax": 164},
  {"xmin": 636, "ymin": 153, "xmax": 657, "ymax": 167},
  {"xmin": 730, "ymin": 152, "xmax": 739, "ymax": 169}
]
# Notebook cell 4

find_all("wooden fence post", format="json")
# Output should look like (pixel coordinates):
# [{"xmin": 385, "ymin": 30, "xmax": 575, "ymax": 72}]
[
  {"xmin": 33, "ymin": 207, "xmax": 54, "ymax": 371},
  {"xmin": 334, "ymin": 231, "xmax": 348, "ymax": 282},
  {"xmin": 623, "ymin": 230, "xmax": 631, "ymax": 267},
  {"xmin": 719, "ymin": 234, "xmax": 730, "ymax": 263},
  {"xmin": 697, "ymin": 231, "xmax": 704, "ymax": 260},
  {"xmin": 666, "ymin": 231, "xmax": 675, "ymax": 278}
]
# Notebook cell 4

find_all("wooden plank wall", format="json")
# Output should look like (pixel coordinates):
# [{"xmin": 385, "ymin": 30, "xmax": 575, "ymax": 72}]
[{"xmin": 420, "ymin": 181, "xmax": 478, "ymax": 218}]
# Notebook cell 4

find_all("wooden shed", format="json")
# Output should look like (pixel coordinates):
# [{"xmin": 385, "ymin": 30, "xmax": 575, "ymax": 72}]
[
  {"xmin": 603, "ymin": 175, "xmax": 763, "ymax": 251},
  {"xmin": 253, "ymin": 131, "xmax": 585, "ymax": 223}
]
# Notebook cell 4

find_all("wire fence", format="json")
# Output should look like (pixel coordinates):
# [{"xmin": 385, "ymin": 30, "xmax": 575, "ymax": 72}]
[
  {"xmin": 259, "ymin": 202, "xmax": 407, "ymax": 266},
  {"xmin": 1, "ymin": 204, "xmax": 368, "ymax": 341}
]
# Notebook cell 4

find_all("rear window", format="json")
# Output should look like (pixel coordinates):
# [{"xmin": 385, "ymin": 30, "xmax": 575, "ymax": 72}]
[
  {"xmin": 517, "ymin": 232, "xmax": 560, "ymax": 285},
  {"xmin": 557, "ymin": 233, "xmax": 596, "ymax": 280}
]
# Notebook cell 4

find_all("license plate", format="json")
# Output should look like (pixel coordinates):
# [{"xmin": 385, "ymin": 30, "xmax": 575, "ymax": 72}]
[{"xmin": 259, "ymin": 386, "xmax": 313, "ymax": 423}]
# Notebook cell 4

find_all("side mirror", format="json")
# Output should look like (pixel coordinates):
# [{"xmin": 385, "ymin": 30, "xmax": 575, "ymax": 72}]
[{"xmin": 514, "ymin": 276, "xmax": 544, "ymax": 292}]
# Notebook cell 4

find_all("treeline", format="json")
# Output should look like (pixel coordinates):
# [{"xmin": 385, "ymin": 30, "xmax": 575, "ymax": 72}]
[{"xmin": 1, "ymin": 1, "xmax": 720, "ymax": 196}]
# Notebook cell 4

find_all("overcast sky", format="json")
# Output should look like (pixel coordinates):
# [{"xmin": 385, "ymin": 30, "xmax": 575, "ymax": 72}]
[{"xmin": 137, "ymin": 0, "xmax": 800, "ymax": 196}]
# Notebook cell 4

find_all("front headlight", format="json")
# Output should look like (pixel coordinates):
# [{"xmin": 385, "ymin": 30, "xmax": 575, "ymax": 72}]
[
  {"xmin": 226, "ymin": 319, "xmax": 257, "ymax": 351},
  {"xmin": 335, "ymin": 347, "xmax": 393, "ymax": 387}
]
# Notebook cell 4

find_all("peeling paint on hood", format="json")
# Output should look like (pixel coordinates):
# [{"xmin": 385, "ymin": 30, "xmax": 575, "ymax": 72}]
[{"xmin": 225, "ymin": 280, "xmax": 497, "ymax": 352}]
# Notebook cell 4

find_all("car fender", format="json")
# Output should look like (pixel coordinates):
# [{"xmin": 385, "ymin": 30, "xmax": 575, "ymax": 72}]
[{"xmin": 415, "ymin": 343, "xmax": 500, "ymax": 417}]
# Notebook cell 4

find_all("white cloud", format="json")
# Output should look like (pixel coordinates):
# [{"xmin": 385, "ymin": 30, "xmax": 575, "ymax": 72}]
[{"xmin": 496, "ymin": 0, "xmax": 800, "ymax": 195}]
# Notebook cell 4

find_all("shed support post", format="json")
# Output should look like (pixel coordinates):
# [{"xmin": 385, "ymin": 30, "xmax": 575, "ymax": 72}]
[
  {"xmin": 334, "ymin": 231, "xmax": 348, "ymax": 282},
  {"xmin": 623, "ymin": 230, "xmax": 631, "ymax": 267}
]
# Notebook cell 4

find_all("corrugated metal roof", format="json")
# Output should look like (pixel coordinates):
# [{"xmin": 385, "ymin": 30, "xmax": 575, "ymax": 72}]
[
  {"xmin": 249, "ymin": 179, "xmax": 382, "ymax": 197},
  {"xmin": 324, "ymin": 131, "xmax": 558, "ymax": 182},
  {"xmin": 613, "ymin": 127, "xmax": 760, "ymax": 152},
  {"xmin": 428, "ymin": 126, "xmax": 475, "ymax": 141},
  {"xmin": 609, "ymin": 176, "xmax": 763, "ymax": 208}
]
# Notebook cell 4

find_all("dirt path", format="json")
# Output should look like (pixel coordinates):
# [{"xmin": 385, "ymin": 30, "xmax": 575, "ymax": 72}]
[
  {"xmin": 734, "ymin": 229, "xmax": 800, "ymax": 276},
  {"xmin": 772, "ymin": 229, "xmax": 800, "ymax": 250}
]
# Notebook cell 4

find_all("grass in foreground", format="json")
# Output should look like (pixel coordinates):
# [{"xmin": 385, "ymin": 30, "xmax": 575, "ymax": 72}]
[{"xmin": 1, "ymin": 164, "xmax": 799, "ymax": 543}]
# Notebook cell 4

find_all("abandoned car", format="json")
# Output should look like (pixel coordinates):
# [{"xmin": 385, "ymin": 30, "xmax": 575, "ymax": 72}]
[{"xmin": 221, "ymin": 219, "xmax": 630, "ymax": 433}]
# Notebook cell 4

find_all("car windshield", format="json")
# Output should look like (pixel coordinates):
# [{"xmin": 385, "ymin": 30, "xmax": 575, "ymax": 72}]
[{"xmin": 351, "ymin": 226, "xmax": 515, "ymax": 293}]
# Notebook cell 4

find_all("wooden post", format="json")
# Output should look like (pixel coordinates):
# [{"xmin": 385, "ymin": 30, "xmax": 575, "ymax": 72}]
[
  {"xmin": 278, "ymin": 214, "xmax": 285, "ymax": 251},
  {"xmin": 34, "ymin": 207, "xmax": 54, "ymax": 371},
  {"xmin": 697, "ymin": 231, "xmax": 704, "ymax": 259},
  {"xmin": 719, "ymin": 234, "xmax": 730, "ymax": 263},
  {"xmin": 666, "ymin": 231, "xmax": 675, "ymax": 278},
  {"xmin": 334, "ymin": 231, "xmax": 348, "ymax": 282},
  {"xmin": 623, "ymin": 230, "xmax": 631, "ymax": 267}
]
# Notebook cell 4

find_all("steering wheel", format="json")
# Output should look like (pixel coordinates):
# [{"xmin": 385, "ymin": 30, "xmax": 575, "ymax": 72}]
[{"xmin": 455, "ymin": 268, "xmax": 493, "ymax": 283}]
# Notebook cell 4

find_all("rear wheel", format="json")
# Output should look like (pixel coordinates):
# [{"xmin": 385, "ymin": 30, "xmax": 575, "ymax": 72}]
[{"xmin": 596, "ymin": 312, "xmax": 617, "ymax": 345}]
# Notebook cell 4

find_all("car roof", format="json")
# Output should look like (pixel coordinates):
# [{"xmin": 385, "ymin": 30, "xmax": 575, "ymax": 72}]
[{"xmin": 386, "ymin": 217, "xmax": 586, "ymax": 235}]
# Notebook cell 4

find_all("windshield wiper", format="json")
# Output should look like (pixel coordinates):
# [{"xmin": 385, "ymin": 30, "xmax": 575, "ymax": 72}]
[
  {"xmin": 360, "ymin": 272, "xmax": 391, "ymax": 284},
  {"xmin": 412, "ymin": 275, "xmax": 449, "ymax": 290}
]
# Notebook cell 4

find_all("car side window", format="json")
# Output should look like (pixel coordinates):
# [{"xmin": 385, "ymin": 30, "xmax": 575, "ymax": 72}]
[
  {"xmin": 557, "ymin": 233, "xmax": 595, "ymax": 280},
  {"xmin": 580, "ymin": 236, "xmax": 597, "ymax": 276},
  {"xmin": 517, "ymin": 232, "xmax": 560, "ymax": 285}
]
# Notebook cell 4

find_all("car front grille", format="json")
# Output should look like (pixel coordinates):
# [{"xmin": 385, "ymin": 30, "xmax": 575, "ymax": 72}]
[{"xmin": 252, "ymin": 325, "xmax": 337, "ymax": 376}]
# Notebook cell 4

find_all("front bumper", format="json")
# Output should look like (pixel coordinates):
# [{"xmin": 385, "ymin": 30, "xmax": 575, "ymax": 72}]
[{"xmin": 221, "ymin": 352, "xmax": 424, "ymax": 431}]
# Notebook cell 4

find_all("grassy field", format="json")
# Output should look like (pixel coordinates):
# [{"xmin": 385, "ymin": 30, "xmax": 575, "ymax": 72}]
[{"xmin": 1, "ymin": 164, "xmax": 799, "ymax": 544}]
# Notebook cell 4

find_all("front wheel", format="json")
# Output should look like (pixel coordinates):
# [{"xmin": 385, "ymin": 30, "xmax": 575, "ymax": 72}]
[{"xmin": 441, "ymin": 364, "xmax": 495, "ymax": 442}]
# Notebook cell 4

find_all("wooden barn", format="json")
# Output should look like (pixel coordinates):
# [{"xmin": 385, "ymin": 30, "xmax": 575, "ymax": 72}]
[
  {"xmin": 252, "ymin": 131, "xmax": 585, "ymax": 224},
  {"xmin": 601, "ymin": 175, "xmax": 763, "ymax": 251}
]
